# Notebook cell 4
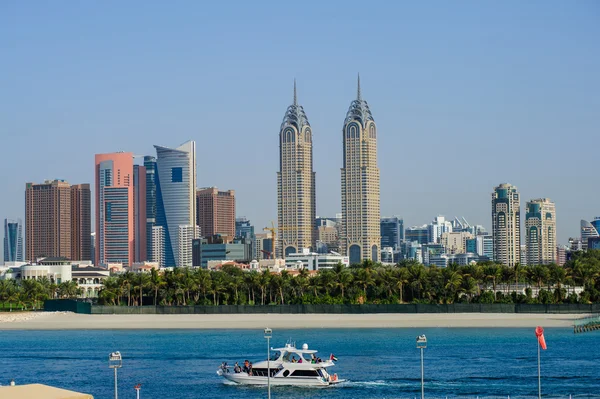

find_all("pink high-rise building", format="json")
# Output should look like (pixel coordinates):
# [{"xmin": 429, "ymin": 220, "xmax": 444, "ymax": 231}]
[{"xmin": 95, "ymin": 152, "xmax": 135, "ymax": 266}]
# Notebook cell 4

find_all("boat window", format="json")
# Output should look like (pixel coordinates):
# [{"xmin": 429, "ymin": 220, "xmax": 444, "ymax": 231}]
[
  {"xmin": 290, "ymin": 369, "xmax": 319, "ymax": 377},
  {"xmin": 283, "ymin": 370, "xmax": 290, "ymax": 377},
  {"xmin": 252, "ymin": 368, "xmax": 278, "ymax": 377},
  {"xmin": 269, "ymin": 351, "xmax": 280, "ymax": 361}
]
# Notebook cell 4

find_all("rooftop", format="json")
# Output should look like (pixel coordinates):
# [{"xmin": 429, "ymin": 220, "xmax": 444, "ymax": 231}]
[{"xmin": 0, "ymin": 383, "xmax": 93, "ymax": 399}]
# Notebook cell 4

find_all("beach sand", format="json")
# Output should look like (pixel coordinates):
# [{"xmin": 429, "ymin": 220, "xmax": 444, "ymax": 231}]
[{"xmin": 0, "ymin": 312, "xmax": 583, "ymax": 330}]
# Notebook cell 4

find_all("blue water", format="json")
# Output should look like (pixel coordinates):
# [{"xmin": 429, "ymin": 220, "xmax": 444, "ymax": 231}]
[{"xmin": 0, "ymin": 328, "xmax": 598, "ymax": 399}]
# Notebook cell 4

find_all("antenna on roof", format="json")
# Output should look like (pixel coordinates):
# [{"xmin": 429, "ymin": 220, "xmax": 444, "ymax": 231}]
[{"xmin": 293, "ymin": 79, "xmax": 297, "ymax": 106}]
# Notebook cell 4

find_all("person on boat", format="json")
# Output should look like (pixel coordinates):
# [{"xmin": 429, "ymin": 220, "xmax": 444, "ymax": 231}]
[
  {"xmin": 310, "ymin": 354, "xmax": 316, "ymax": 363},
  {"xmin": 242, "ymin": 360, "xmax": 250, "ymax": 373},
  {"xmin": 291, "ymin": 356, "xmax": 297, "ymax": 363},
  {"xmin": 298, "ymin": 357, "xmax": 303, "ymax": 363},
  {"xmin": 248, "ymin": 362, "xmax": 253, "ymax": 376},
  {"xmin": 234, "ymin": 362, "xmax": 241, "ymax": 373}
]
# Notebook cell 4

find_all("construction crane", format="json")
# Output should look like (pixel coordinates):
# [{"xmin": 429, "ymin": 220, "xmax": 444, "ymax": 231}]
[
  {"xmin": 263, "ymin": 221, "xmax": 300, "ymax": 257},
  {"xmin": 263, "ymin": 221, "xmax": 278, "ymax": 246}
]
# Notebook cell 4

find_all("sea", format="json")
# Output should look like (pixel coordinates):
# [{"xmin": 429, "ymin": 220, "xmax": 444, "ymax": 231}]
[{"xmin": 1, "ymin": 328, "xmax": 598, "ymax": 399}]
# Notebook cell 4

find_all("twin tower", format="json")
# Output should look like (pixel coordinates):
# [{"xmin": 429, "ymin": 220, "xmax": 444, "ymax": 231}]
[{"xmin": 277, "ymin": 77, "xmax": 381, "ymax": 264}]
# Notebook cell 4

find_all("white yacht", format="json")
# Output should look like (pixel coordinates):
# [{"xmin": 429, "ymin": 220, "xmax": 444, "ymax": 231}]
[{"xmin": 216, "ymin": 342, "xmax": 344, "ymax": 387}]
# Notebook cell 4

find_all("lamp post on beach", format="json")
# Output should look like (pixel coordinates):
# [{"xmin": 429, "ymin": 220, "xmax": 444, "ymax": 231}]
[
  {"xmin": 264, "ymin": 327, "xmax": 272, "ymax": 399},
  {"xmin": 416, "ymin": 334, "xmax": 427, "ymax": 399},
  {"xmin": 108, "ymin": 351, "xmax": 122, "ymax": 399}
]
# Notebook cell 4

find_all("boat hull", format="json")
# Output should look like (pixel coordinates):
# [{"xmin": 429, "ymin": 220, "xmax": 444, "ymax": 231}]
[{"xmin": 217, "ymin": 370, "xmax": 344, "ymax": 387}]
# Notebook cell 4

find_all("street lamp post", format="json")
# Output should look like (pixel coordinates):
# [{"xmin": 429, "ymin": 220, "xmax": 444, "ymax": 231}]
[
  {"xmin": 264, "ymin": 327, "xmax": 272, "ymax": 399},
  {"xmin": 108, "ymin": 351, "xmax": 122, "ymax": 399},
  {"xmin": 416, "ymin": 334, "xmax": 427, "ymax": 399}
]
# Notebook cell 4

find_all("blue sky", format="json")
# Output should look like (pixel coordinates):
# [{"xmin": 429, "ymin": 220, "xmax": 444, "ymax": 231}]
[{"xmin": 1, "ymin": 1, "xmax": 599, "ymax": 245}]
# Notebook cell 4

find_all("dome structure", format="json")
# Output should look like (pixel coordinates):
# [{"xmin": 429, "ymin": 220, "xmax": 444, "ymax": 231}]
[
  {"xmin": 344, "ymin": 74, "xmax": 374, "ymax": 128},
  {"xmin": 280, "ymin": 80, "xmax": 310, "ymax": 132}
]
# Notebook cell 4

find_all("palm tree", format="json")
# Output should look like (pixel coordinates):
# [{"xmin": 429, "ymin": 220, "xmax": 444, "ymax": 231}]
[
  {"xmin": 442, "ymin": 269, "xmax": 463, "ymax": 304},
  {"xmin": 354, "ymin": 267, "xmax": 374, "ymax": 302},
  {"xmin": 332, "ymin": 264, "xmax": 353, "ymax": 300},
  {"xmin": 407, "ymin": 264, "xmax": 427, "ymax": 301},
  {"xmin": 394, "ymin": 267, "xmax": 409, "ymax": 303},
  {"xmin": 258, "ymin": 270, "xmax": 271, "ymax": 305},
  {"xmin": 136, "ymin": 272, "xmax": 150, "ymax": 306},
  {"xmin": 148, "ymin": 268, "xmax": 165, "ymax": 306}
]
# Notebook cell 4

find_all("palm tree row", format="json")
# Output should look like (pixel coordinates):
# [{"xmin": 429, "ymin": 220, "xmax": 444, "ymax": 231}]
[
  {"xmin": 0, "ymin": 278, "xmax": 81, "ymax": 311},
  {"xmin": 97, "ymin": 250, "xmax": 600, "ymax": 306}
]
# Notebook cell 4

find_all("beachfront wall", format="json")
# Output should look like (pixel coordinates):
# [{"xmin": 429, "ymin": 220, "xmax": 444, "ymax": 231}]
[
  {"xmin": 89, "ymin": 303, "xmax": 600, "ymax": 315},
  {"xmin": 45, "ymin": 299, "xmax": 91, "ymax": 314}
]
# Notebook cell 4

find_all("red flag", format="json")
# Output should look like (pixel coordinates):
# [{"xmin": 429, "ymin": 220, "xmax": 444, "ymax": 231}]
[{"xmin": 535, "ymin": 326, "xmax": 547, "ymax": 350}]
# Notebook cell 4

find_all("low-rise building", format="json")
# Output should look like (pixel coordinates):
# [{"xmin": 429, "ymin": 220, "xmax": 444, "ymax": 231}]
[
  {"xmin": 72, "ymin": 265, "xmax": 110, "ymax": 298},
  {"xmin": 284, "ymin": 248, "xmax": 349, "ymax": 271}
]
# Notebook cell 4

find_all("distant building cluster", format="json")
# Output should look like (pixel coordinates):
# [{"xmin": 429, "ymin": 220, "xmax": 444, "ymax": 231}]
[{"xmin": 2, "ymin": 78, "xmax": 596, "ymax": 283}]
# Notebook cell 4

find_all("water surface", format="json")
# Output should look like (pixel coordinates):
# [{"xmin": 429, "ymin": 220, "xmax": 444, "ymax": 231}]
[{"xmin": 1, "ymin": 328, "xmax": 598, "ymax": 398}]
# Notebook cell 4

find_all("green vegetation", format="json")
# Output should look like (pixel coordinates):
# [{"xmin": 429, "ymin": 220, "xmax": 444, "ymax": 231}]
[
  {"xmin": 0, "ymin": 278, "xmax": 81, "ymax": 311},
  {"xmin": 97, "ymin": 250, "xmax": 600, "ymax": 306}
]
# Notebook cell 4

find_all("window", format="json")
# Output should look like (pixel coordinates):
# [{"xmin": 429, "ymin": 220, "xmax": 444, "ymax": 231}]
[
  {"xmin": 172, "ymin": 167, "xmax": 183, "ymax": 182},
  {"xmin": 290, "ymin": 369, "xmax": 319, "ymax": 377}
]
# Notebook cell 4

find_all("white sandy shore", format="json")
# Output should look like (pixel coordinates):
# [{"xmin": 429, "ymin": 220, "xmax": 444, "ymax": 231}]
[{"xmin": 0, "ymin": 312, "xmax": 584, "ymax": 330}]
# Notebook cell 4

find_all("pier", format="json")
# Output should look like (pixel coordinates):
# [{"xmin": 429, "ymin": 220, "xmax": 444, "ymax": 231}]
[{"xmin": 573, "ymin": 314, "xmax": 600, "ymax": 333}]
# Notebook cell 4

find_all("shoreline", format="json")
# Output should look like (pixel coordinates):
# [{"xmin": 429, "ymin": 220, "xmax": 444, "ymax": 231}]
[{"xmin": 0, "ymin": 312, "xmax": 583, "ymax": 330}]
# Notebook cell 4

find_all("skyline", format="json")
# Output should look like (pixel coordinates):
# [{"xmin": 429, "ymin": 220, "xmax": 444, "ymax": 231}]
[{"xmin": 2, "ymin": 1, "xmax": 599, "ymax": 245}]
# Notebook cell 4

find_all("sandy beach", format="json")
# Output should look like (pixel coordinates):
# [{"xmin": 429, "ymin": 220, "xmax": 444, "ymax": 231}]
[{"xmin": 0, "ymin": 312, "xmax": 583, "ymax": 330}]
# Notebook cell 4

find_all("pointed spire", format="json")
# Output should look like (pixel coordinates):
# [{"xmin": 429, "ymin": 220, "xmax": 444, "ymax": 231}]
[
  {"xmin": 293, "ymin": 78, "xmax": 298, "ymax": 106},
  {"xmin": 357, "ymin": 73, "xmax": 362, "ymax": 101}
]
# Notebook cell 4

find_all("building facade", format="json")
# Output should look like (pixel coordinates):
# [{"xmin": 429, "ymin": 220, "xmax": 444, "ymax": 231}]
[
  {"xmin": 25, "ymin": 179, "xmax": 89, "ymax": 262},
  {"xmin": 235, "ymin": 217, "xmax": 254, "ymax": 240},
  {"xmin": 155, "ymin": 141, "xmax": 197, "ymax": 266},
  {"xmin": 492, "ymin": 183, "xmax": 521, "ymax": 266},
  {"xmin": 70, "ymin": 184, "xmax": 91, "ymax": 261},
  {"xmin": 380, "ymin": 216, "xmax": 403, "ymax": 250},
  {"xmin": 580, "ymin": 219, "xmax": 599, "ymax": 251},
  {"xmin": 253, "ymin": 232, "xmax": 273, "ymax": 260},
  {"xmin": 405, "ymin": 225, "xmax": 430, "ymax": 245},
  {"xmin": 441, "ymin": 231, "xmax": 474, "ymax": 254},
  {"xmin": 144, "ymin": 156, "xmax": 157, "ymax": 261},
  {"xmin": 277, "ymin": 81, "xmax": 316, "ymax": 257},
  {"xmin": 429, "ymin": 216, "xmax": 453, "ymax": 244},
  {"xmin": 133, "ymin": 165, "xmax": 147, "ymax": 262},
  {"xmin": 526, "ymin": 198, "xmax": 557, "ymax": 265},
  {"xmin": 4, "ymin": 219, "xmax": 23, "ymax": 262},
  {"xmin": 95, "ymin": 152, "xmax": 135, "ymax": 266},
  {"xmin": 177, "ymin": 225, "xmax": 200, "ymax": 267},
  {"xmin": 196, "ymin": 187, "xmax": 235, "ymax": 237},
  {"xmin": 341, "ymin": 76, "xmax": 380, "ymax": 264},
  {"xmin": 151, "ymin": 225, "xmax": 165, "ymax": 268}
]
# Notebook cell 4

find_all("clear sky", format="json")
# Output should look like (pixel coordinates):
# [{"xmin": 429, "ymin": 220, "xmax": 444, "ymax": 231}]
[{"xmin": 1, "ymin": 1, "xmax": 599, "ymax": 245}]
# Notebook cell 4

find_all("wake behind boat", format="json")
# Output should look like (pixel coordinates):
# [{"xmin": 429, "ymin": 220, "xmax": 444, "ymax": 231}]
[{"xmin": 217, "ymin": 342, "xmax": 344, "ymax": 387}]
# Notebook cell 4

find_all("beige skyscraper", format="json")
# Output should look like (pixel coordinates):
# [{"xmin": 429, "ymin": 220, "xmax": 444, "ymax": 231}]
[
  {"xmin": 525, "ymin": 198, "xmax": 557, "ymax": 265},
  {"xmin": 341, "ymin": 76, "xmax": 381, "ymax": 264},
  {"xmin": 492, "ymin": 183, "xmax": 521, "ymax": 266},
  {"xmin": 277, "ymin": 81, "xmax": 316, "ymax": 257}
]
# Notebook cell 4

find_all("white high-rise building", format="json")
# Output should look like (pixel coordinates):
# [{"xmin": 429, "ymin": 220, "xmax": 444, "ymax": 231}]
[
  {"xmin": 341, "ymin": 75, "xmax": 381, "ymax": 264},
  {"xmin": 177, "ymin": 225, "xmax": 200, "ymax": 267},
  {"xmin": 151, "ymin": 226, "xmax": 165, "ymax": 268},
  {"xmin": 526, "ymin": 198, "xmax": 557, "ymax": 265},
  {"xmin": 154, "ymin": 140, "xmax": 197, "ymax": 266},
  {"xmin": 429, "ymin": 216, "xmax": 453, "ymax": 244},
  {"xmin": 492, "ymin": 183, "xmax": 521, "ymax": 266}
]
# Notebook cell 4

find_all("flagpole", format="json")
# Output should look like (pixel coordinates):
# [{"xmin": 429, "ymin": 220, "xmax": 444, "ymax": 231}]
[{"xmin": 537, "ymin": 339, "xmax": 541, "ymax": 399}]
